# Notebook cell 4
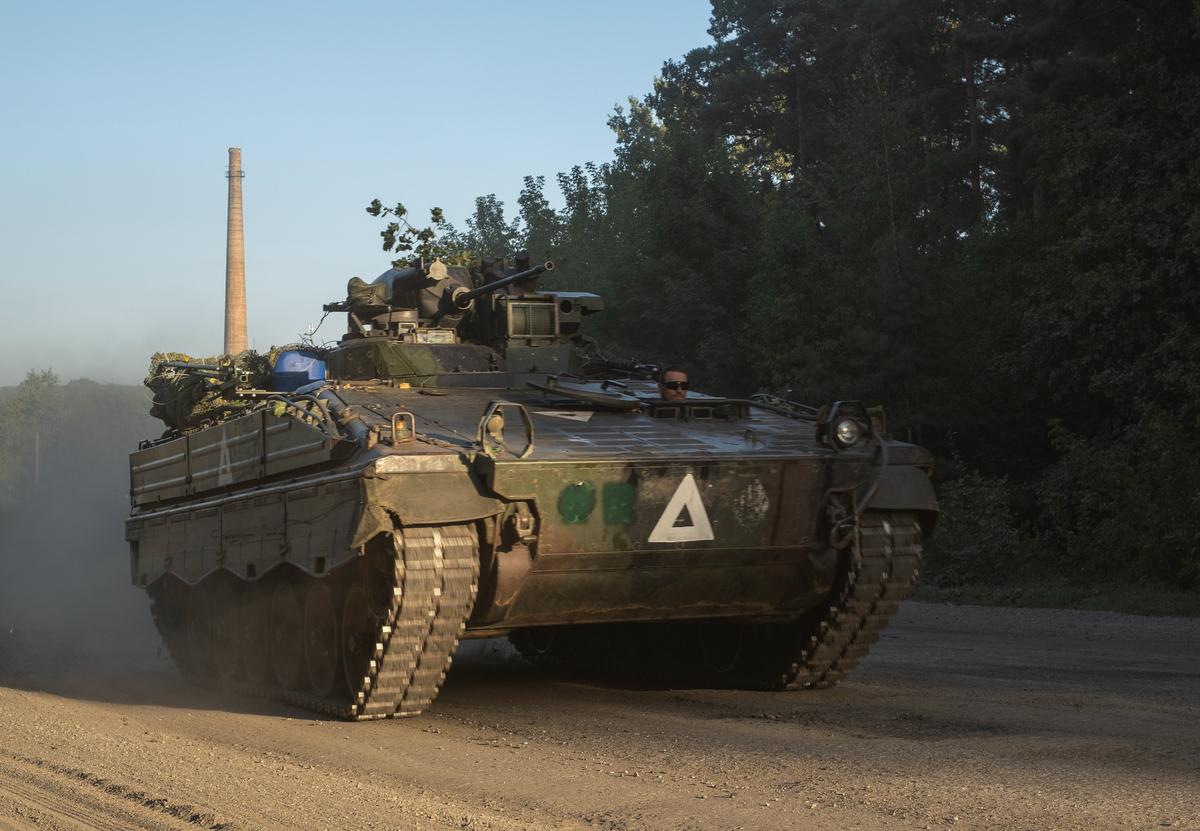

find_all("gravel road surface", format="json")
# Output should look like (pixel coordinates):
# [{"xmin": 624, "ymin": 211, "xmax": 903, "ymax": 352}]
[{"xmin": 0, "ymin": 601, "xmax": 1196, "ymax": 831}]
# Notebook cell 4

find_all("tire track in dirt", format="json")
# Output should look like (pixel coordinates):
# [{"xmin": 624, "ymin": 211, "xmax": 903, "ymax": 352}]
[{"xmin": 0, "ymin": 753, "xmax": 231, "ymax": 831}]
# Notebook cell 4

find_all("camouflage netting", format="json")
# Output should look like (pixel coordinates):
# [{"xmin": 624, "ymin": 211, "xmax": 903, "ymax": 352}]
[{"xmin": 145, "ymin": 350, "xmax": 272, "ymax": 431}]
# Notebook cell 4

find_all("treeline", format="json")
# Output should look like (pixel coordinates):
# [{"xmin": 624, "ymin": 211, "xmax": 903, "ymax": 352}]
[
  {"xmin": 0, "ymin": 371, "xmax": 60, "ymax": 502},
  {"xmin": 0, "ymin": 373, "xmax": 154, "ymax": 507},
  {"xmin": 394, "ymin": 0, "xmax": 1200, "ymax": 590},
  {"xmin": 0, "ymin": 375, "xmax": 158, "ymax": 634}
]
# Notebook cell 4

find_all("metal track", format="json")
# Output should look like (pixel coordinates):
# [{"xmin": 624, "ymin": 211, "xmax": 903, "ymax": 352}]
[
  {"xmin": 778, "ymin": 510, "xmax": 922, "ymax": 689},
  {"xmin": 149, "ymin": 523, "xmax": 478, "ymax": 721}
]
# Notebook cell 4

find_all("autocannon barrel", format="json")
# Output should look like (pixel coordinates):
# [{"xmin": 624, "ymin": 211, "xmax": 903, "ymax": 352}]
[{"xmin": 453, "ymin": 261, "xmax": 554, "ymax": 307}]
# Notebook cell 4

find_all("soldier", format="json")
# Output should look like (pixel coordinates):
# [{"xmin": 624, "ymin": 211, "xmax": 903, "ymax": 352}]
[{"xmin": 658, "ymin": 366, "xmax": 689, "ymax": 401}]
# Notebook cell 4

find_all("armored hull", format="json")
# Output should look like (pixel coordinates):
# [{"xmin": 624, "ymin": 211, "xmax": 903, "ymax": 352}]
[{"xmin": 127, "ymin": 257, "xmax": 937, "ymax": 719}]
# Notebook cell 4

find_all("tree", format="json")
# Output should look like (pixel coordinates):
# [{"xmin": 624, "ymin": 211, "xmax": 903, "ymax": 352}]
[
  {"xmin": 457, "ymin": 194, "xmax": 521, "ymax": 259},
  {"xmin": 0, "ymin": 369, "xmax": 61, "ymax": 499},
  {"xmin": 516, "ymin": 176, "xmax": 562, "ymax": 260},
  {"xmin": 365, "ymin": 199, "xmax": 471, "ymax": 266}
]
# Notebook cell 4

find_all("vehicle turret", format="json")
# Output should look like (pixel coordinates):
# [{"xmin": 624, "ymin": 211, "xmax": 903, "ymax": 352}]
[{"xmin": 322, "ymin": 253, "xmax": 602, "ymax": 384}]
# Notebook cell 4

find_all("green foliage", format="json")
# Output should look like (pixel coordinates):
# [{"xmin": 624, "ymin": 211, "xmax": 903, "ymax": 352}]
[
  {"xmin": 1038, "ymin": 415, "xmax": 1200, "ymax": 589},
  {"xmin": 553, "ymin": 98, "xmax": 760, "ymax": 389},
  {"xmin": 923, "ymin": 467, "xmax": 1023, "ymax": 587},
  {"xmin": 7, "ymin": 369, "xmax": 60, "ymax": 416},
  {"xmin": 365, "ymin": 199, "xmax": 471, "ymax": 266},
  {"xmin": 457, "ymin": 194, "xmax": 521, "ymax": 260},
  {"xmin": 517, "ymin": 176, "xmax": 560, "ymax": 260},
  {"xmin": 0, "ymin": 370, "xmax": 62, "ymax": 501},
  {"xmin": 367, "ymin": 194, "xmax": 528, "ymax": 268}
]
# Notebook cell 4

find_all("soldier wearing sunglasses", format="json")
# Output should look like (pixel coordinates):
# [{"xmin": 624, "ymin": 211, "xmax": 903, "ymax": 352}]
[{"xmin": 658, "ymin": 366, "xmax": 689, "ymax": 401}]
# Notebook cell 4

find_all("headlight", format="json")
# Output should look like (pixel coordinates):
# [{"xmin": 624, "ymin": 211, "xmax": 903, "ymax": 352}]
[
  {"xmin": 834, "ymin": 418, "xmax": 861, "ymax": 447},
  {"xmin": 818, "ymin": 400, "xmax": 872, "ymax": 451}
]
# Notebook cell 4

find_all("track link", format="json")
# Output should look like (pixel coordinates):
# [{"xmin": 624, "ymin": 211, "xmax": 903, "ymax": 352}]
[
  {"xmin": 778, "ymin": 510, "xmax": 923, "ymax": 689},
  {"xmin": 149, "ymin": 523, "xmax": 479, "ymax": 720}
]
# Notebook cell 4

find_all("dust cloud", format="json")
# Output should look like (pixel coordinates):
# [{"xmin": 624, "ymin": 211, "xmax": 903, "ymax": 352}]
[
  {"xmin": 0, "ymin": 381, "xmax": 522, "ymax": 697},
  {"xmin": 0, "ymin": 381, "xmax": 163, "ymax": 688}
]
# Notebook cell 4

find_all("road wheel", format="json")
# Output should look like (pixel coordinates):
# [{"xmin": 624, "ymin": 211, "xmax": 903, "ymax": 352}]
[
  {"xmin": 210, "ymin": 579, "xmax": 242, "ymax": 682},
  {"xmin": 185, "ymin": 584, "xmax": 212, "ymax": 677},
  {"xmin": 304, "ymin": 581, "xmax": 339, "ymax": 698},
  {"xmin": 269, "ymin": 579, "xmax": 304, "ymax": 690},
  {"xmin": 238, "ymin": 581, "xmax": 272, "ymax": 686}
]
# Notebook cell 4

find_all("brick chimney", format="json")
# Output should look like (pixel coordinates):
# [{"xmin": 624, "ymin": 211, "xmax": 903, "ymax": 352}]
[{"xmin": 224, "ymin": 147, "xmax": 247, "ymax": 354}]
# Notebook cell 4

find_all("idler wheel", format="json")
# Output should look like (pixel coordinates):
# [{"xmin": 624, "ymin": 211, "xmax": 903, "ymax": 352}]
[
  {"xmin": 210, "ymin": 579, "xmax": 241, "ymax": 681},
  {"xmin": 303, "ymin": 581, "xmax": 339, "ymax": 698},
  {"xmin": 269, "ymin": 580, "xmax": 305, "ymax": 690},
  {"xmin": 185, "ymin": 584, "xmax": 212, "ymax": 677},
  {"xmin": 341, "ymin": 580, "xmax": 378, "ymax": 693}
]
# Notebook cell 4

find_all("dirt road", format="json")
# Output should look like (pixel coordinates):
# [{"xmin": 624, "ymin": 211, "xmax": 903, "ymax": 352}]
[{"xmin": 0, "ymin": 601, "xmax": 1196, "ymax": 831}]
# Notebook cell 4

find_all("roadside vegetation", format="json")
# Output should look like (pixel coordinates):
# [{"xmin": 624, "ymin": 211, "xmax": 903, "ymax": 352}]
[{"xmin": 0, "ymin": 376, "xmax": 152, "ymax": 510}]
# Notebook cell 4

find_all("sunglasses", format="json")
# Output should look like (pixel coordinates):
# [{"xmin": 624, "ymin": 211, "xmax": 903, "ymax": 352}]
[{"xmin": 661, "ymin": 381, "xmax": 689, "ymax": 390}]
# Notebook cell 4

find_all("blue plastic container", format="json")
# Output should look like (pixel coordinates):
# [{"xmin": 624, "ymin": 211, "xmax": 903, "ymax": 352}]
[{"xmin": 268, "ymin": 349, "xmax": 326, "ymax": 392}]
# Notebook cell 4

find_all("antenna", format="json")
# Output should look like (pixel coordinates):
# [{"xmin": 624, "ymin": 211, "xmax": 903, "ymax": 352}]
[{"xmin": 224, "ymin": 147, "xmax": 247, "ymax": 354}]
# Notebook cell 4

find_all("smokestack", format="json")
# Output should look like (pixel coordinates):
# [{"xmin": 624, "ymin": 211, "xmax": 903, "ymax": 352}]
[{"xmin": 224, "ymin": 147, "xmax": 247, "ymax": 355}]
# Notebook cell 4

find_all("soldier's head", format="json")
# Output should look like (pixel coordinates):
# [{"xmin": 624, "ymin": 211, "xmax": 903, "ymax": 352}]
[{"xmin": 658, "ymin": 366, "xmax": 689, "ymax": 401}]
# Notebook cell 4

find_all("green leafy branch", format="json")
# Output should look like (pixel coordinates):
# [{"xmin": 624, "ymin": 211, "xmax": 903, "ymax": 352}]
[{"xmin": 366, "ymin": 199, "xmax": 470, "ymax": 267}]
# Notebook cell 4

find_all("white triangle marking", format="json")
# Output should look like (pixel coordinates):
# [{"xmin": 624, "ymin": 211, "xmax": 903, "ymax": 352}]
[{"xmin": 648, "ymin": 473, "xmax": 714, "ymax": 543}]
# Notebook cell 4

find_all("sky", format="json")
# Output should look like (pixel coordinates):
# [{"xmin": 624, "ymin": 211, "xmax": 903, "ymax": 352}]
[{"xmin": 0, "ymin": 0, "xmax": 713, "ymax": 386}]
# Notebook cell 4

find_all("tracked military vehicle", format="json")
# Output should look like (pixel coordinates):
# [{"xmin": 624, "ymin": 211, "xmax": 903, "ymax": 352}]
[{"xmin": 126, "ymin": 254, "xmax": 938, "ymax": 719}]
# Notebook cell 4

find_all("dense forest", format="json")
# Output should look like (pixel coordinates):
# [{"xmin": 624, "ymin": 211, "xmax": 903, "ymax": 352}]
[{"xmin": 378, "ymin": 0, "xmax": 1200, "ymax": 594}]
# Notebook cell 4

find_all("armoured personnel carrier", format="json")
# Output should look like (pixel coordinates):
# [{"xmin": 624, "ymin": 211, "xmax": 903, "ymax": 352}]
[{"xmin": 126, "ymin": 254, "xmax": 938, "ymax": 719}]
